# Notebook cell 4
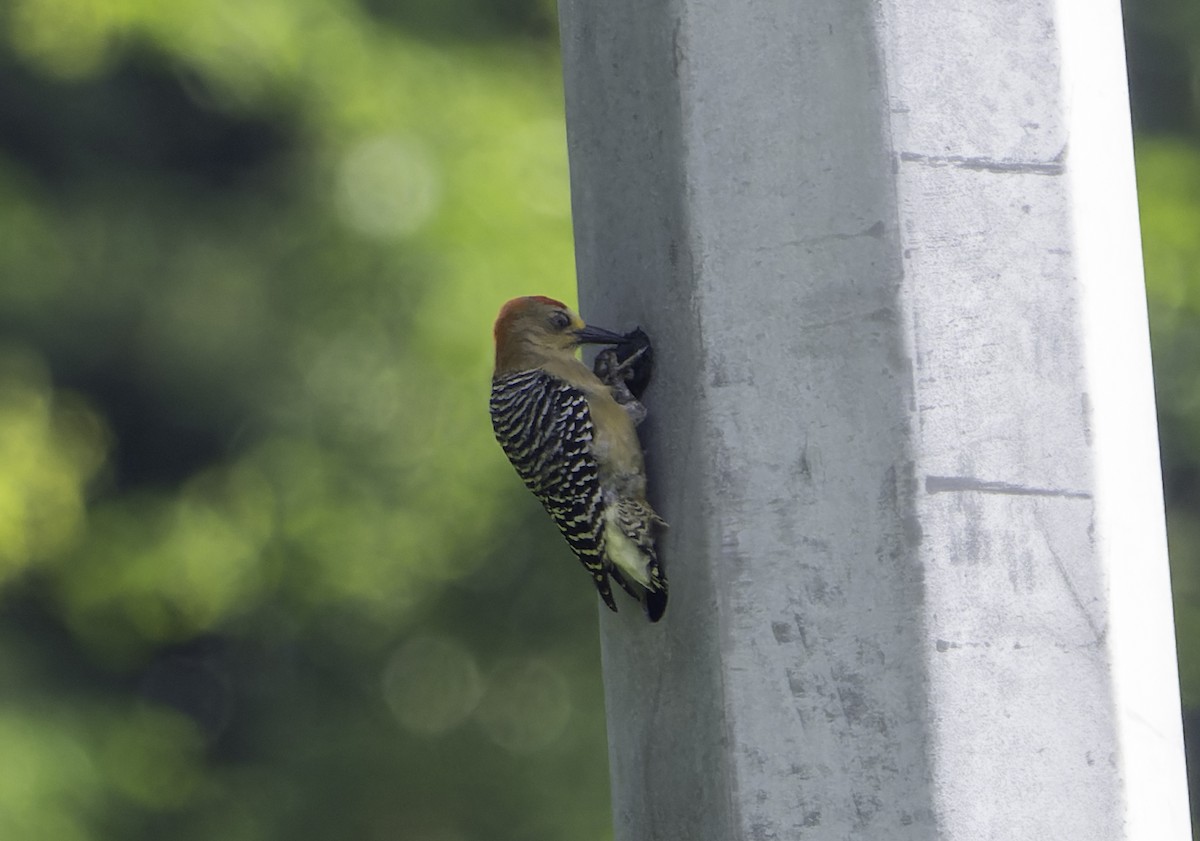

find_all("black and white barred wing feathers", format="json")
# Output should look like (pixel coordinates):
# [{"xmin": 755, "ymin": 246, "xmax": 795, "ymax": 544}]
[{"xmin": 490, "ymin": 369, "xmax": 619, "ymax": 611}]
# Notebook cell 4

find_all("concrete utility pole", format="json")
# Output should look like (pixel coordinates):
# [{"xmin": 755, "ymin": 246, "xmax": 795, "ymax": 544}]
[{"xmin": 559, "ymin": 0, "xmax": 1191, "ymax": 839}]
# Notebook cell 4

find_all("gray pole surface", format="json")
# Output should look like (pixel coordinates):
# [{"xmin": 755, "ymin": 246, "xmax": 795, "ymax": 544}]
[{"xmin": 559, "ymin": 0, "xmax": 1191, "ymax": 839}]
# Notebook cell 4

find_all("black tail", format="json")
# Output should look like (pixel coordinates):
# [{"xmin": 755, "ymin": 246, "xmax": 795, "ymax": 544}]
[
  {"xmin": 609, "ymin": 568, "xmax": 668, "ymax": 623},
  {"xmin": 644, "ymin": 587, "xmax": 667, "ymax": 622}
]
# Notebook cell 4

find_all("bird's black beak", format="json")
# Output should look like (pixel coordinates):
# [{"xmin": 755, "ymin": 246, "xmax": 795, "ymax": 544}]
[{"xmin": 574, "ymin": 324, "xmax": 625, "ymax": 345}]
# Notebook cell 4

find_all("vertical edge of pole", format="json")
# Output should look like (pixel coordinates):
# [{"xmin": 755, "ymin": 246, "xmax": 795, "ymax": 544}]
[
  {"xmin": 1058, "ymin": 0, "xmax": 1192, "ymax": 834},
  {"xmin": 557, "ymin": 1, "xmax": 738, "ymax": 838}
]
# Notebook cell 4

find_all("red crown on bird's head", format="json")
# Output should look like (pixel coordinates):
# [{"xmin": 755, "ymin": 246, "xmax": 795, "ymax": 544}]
[{"xmin": 493, "ymin": 296, "xmax": 570, "ymax": 343}]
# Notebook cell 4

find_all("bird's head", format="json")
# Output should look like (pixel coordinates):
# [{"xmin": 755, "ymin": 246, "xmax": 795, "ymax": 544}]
[{"xmin": 493, "ymin": 296, "xmax": 623, "ymax": 373}]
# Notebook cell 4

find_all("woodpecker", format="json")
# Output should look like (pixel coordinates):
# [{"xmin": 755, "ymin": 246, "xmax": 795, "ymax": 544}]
[{"xmin": 490, "ymin": 296, "xmax": 667, "ymax": 621}]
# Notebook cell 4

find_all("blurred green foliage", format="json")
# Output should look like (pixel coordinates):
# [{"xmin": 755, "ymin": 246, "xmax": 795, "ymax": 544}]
[
  {"xmin": 1140, "ymin": 138, "xmax": 1200, "ymax": 704},
  {"xmin": 1, "ymin": 0, "xmax": 1200, "ymax": 838},
  {"xmin": 0, "ymin": 0, "xmax": 611, "ymax": 839},
  {"xmin": 1125, "ymin": 0, "xmax": 1200, "ymax": 717}
]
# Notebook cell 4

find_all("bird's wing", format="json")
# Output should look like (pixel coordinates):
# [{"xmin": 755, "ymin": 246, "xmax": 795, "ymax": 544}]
[{"xmin": 491, "ymin": 369, "xmax": 618, "ymax": 611}]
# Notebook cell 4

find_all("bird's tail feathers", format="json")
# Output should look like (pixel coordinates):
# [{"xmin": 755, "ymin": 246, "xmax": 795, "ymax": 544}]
[
  {"xmin": 644, "ymin": 585, "xmax": 668, "ymax": 623},
  {"xmin": 609, "ymin": 564, "xmax": 668, "ymax": 623}
]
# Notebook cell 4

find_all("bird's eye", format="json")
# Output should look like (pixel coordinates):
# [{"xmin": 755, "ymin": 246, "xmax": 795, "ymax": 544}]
[{"xmin": 549, "ymin": 311, "xmax": 571, "ymax": 330}]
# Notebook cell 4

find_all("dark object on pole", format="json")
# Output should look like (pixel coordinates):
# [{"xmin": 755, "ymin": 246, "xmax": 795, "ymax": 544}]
[{"xmin": 593, "ymin": 327, "xmax": 654, "ymax": 401}]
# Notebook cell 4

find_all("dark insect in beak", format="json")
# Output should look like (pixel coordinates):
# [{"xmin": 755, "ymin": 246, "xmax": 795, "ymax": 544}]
[{"xmin": 593, "ymin": 328, "xmax": 654, "ymax": 401}]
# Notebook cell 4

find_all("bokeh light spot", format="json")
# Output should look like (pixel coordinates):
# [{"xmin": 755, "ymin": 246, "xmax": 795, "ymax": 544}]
[
  {"xmin": 100, "ymin": 706, "xmax": 205, "ymax": 810},
  {"xmin": 0, "ymin": 712, "xmax": 96, "ymax": 841},
  {"xmin": 382, "ymin": 635, "xmax": 483, "ymax": 736},
  {"xmin": 475, "ymin": 658, "xmax": 571, "ymax": 753},
  {"xmin": 10, "ymin": 0, "xmax": 115, "ymax": 79},
  {"xmin": 0, "ymin": 347, "xmax": 108, "ymax": 582},
  {"xmin": 336, "ymin": 135, "xmax": 441, "ymax": 239}
]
